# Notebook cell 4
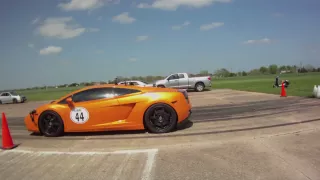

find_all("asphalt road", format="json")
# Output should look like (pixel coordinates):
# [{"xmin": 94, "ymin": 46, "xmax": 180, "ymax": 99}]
[{"xmin": 1, "ymin": 90, "xmax": 320, "ymax": 180}]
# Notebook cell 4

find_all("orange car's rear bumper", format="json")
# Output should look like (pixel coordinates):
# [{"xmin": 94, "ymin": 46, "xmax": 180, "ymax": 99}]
[{"xmin": 178, "ymin": 109, "xmax": 192, "ymax": 124}]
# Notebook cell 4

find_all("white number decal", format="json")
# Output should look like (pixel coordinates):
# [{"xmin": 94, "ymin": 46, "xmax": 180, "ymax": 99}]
[{"xmin": 70, "ymin": 107, "xmax": 89, "ymax": 124}]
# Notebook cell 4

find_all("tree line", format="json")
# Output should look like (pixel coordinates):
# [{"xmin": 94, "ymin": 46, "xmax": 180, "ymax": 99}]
[{"xmin": 11, "ymin": 63, "xmax": 320, "ymax": 91}]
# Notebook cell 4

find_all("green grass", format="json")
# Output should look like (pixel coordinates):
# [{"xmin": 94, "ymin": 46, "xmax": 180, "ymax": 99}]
[
  {"xmin": 213, "ymin": 72, "xmax": 320, "ymax": 97},
  {"xmin": 15, "ymin": 72, "xmax": 320, "ymax": 101}
]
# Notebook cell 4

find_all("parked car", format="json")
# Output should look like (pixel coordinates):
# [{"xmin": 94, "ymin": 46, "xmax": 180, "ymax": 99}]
[
  {"xmin": 154, "ymin": 73, "xmax": 212, "ymax": 92},
  {"xmin": 117, "ymin": 80, "xmax": 154, "ymax": 87},
  {"xmin": 0, "ymin": 91, "xmax": 27, "ymax": 104}
]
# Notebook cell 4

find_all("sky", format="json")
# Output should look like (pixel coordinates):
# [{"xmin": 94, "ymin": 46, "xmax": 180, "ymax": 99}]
[{"xmin": 0, "ymin": 0, "xmax": 320, "ymax": 89}]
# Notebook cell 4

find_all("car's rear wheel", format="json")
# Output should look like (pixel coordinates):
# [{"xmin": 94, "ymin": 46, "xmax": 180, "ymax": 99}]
[
  {"xmin": 195, "ymin": 82, "xmax": 205, "ymax": 92},
  {"xmin": 157, "ymin": 85, "xmax": 165, "ymax": 88},
  {"xmin": 38, "ymin": 110, "xmax": 64, "ymax": 137},
  {"xmin": 144, "ymin": 103, "xmax": 177, "ymax": 133},
  {"xmin": 0, "ymin": 100, "xmax": 2, "ymax": 104}
]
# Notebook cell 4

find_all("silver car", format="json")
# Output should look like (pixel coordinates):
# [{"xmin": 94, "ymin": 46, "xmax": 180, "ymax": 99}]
[
  {"xmin": 0, "ymin": 91, "xmax": 27, "ymax": 104},
  {"xmin": 154, "ymin": 73, "xmax": 212, "ymax": 92}
]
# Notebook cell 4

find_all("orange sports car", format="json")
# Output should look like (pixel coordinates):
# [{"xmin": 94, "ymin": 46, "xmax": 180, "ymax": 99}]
[{"xmin": 24, "ymin": 84, "xmax": 192, "ymax": 137}]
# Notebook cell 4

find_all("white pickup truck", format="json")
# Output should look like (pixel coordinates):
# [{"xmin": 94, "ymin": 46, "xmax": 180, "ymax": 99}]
[{"xmin": 154, "ymin": 73, "xmax": 212, "ymax": 92}]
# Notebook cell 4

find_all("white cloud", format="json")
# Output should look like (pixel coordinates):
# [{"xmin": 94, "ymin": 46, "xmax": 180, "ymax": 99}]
[
  {"xmin": 36, "ymin": 17, "xmax": 97, "ymax": 39},
  {"xmin": 137, "ymin": 0, "xmax": 231, "ymax": 11},
  {"xmin": 28, "ymin": 43, "xmax": 34, "ymax": 48},
  {"xmin": 58, "ymin": 0, "xmax": 104, "ymax": 11},
  {"xmin": 172, "ymin": 21, "xmax": 190, "ymax": 30},
  {"xmin": 39, "ymin": 46, "xmax": 62, "ymax": 55},
  {"xmin": 128, "ymin": 57, "xmax": 137, "ymax": 62},
  {"xmin": 200, "ymin": 22, "xmax": 224, "ymax": 31},
  {"xmin": 112, "ymin": 12, "xmax": 136, "ymax": 24},
  {"xmin": 58, "ymin": 0, "xmax": 120, "ymax": 11},
  {"xmin": 136, "ymin": 35, "xmax": 149, "ymax": 42},
  {"xmin": 243, "ymin": 38, "xmax": 272, "ymax": 44}
]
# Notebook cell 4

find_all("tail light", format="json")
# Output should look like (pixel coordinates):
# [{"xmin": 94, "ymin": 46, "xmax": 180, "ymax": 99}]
[{"xmin": 208, "ymin": 76, "xmax": 211, "ymax": 81}]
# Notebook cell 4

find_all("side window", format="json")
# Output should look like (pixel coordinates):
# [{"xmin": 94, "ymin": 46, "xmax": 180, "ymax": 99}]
[
  {"xmin": 168, "ymin": 74, "xmax": 179, "ymax": 80},
  {"xmin": 178, "ymin": 74, "xmax": 185, "ymax": 78},
  {"xmin": 72, "ymin": 88, "xmax": 115, "ymax": 103},
  {"xmin": 58, "ymin": 96, "xmax": 71, "ymax": 104},
  {"xmin": 113, "ymin": 88, "xmax": 141, "ymax": 97},
  {"xmin": 59, "ymin": 88, "xmax": 115, "ymax": 104},
  {"xmin": 0, "ymin": 93, "xmax": 4, "ymax": 96}
]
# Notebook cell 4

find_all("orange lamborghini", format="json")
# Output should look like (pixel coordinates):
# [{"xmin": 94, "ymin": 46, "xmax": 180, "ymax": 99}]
[{"xmin": 24, "ymin": 84, "xmax": 192, "ymax": 137}]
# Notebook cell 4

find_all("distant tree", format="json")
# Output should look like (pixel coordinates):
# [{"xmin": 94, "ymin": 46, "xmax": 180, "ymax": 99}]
[
  {"xmin": 242, "ymin": 71, "xmax": 248, "ymax": 76},
  {"xmin": 199, "ymin": 70, "xmax": 209, "ymax": 75},
  {"xmin": 304, "ymin": 64, "xmax": 315, "ymax": 72},
  {"xmin": 259, "ymin": 66, "xmax": 268, "ymax": 74},
  {"xmin": 279, "ymin": 65, "xmax": 287, "ymax": 71},
  {"xmin": 268, "ymin": 64, "xmax": 278, "ymax": 74},
  {"xmin": 214, "ymin": 68, "xmax": 230, "ymax": 77}
]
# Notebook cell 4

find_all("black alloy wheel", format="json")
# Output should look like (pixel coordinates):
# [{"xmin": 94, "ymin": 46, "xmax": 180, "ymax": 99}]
[
  {"xmin": 38, "ymin": 110, "xmax": 64, "ymax": 137},
  {"xmin": 144, "ymin": 103, "xmax": 177, "ymax": 133}
]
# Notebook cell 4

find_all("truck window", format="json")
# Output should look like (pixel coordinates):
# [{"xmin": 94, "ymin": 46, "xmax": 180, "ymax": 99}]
[
  {"xmin": 178, "ymin": 74, "xmax": 185, "ymax": 78},
  {"xmin": 168, "ymin": 74, "xmax": 179, "ymax": 80}
]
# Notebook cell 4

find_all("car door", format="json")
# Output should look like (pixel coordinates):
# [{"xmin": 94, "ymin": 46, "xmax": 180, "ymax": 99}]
[
  {"xmin": 58, "ymin": 87, "xmax": 121, "ymax": 131},
  {"xmin": 167, "ymin": 74, "xmax": 179, "ymax": 88},
  {"xmin": 114, "ymin": 87, "xmax": 144, "ymax": 127},
  {"xmin": 0, "ymin": 93, "xmax": 10, "ymax": 104},
  {"xmin": 177, "ymin": 73, "xmax": 189, "ymax": 89}
]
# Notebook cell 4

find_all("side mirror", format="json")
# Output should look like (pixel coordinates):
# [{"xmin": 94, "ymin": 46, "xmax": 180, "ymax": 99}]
[{"xmin": 66, "ymin": 97, "xmax": 74, "ymax": 108}]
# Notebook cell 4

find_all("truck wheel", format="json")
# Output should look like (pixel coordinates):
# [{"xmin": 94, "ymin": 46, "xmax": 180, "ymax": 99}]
[
  {"xmin": 195, "ymin": 82, "xmax": 205, "ymax": 92},
  {"xmin": 0, "ymin": 100, "xmax": 2, "ymax": 104},
  {"xmin": 13, "ymin": 99, "xmax": 17, "ymax": 103}
]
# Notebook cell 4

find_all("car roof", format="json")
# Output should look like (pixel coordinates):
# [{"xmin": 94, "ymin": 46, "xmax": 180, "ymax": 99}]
[{"xmin": 54, "ymin": 83, "xmax": 178, "ymax": 102}]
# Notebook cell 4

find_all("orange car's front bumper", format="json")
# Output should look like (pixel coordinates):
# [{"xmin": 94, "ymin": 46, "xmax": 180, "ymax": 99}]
[{"xmin": 24, "ymin": 111, "xmax": 40, "ymax": 133}]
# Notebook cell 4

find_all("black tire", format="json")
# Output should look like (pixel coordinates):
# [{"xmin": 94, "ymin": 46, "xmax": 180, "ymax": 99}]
[
  {"xmin": 157, "ymin": 85, "xmax": 165, "ymax": 88},
  {"xmin": 144, "ymin": 103, "xmax": 178, "ymax": 133},
  {"xmin": 0, "ymin": 100, "xmax": 2, "ymax": 104},
  {"xmin": 38, "ymin": 110, "xmax": 64, "ymax": 137},
  {"xmin": 195, "ymin": 82, "xmax": 205, "ymax": 92},
  {"xmin": 13, "ymin": 99, "xmax": 17, "ymax": 104}
]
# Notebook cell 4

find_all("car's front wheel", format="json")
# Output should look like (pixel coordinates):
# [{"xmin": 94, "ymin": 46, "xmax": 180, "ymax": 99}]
[
  {"xmin": 144, "ymin": 103, "xmax": 178, "ymax": 133},
  {"xmin": 38, "ymin": 110, "xmax": 64, "ymax": 137}
]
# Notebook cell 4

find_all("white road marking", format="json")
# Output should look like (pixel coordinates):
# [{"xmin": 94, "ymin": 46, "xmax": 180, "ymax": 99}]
[
  {"xmin": 0, "ymin": 148, "xmax": 158, "ymax": 155},
  {"xmin": 141, "ymin": 149, "xmax": 158, "ymax": 180},
  {"xmin": 0, "ymin": 148, "xmax": 159, "ymax": 180}
]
